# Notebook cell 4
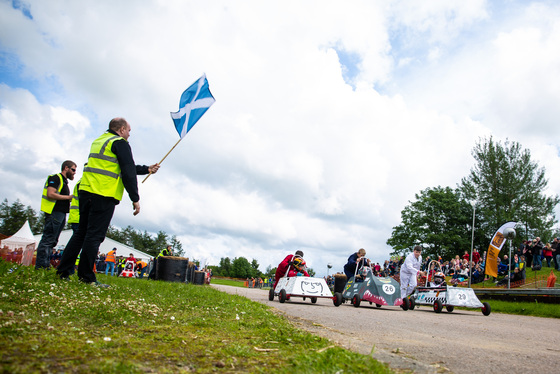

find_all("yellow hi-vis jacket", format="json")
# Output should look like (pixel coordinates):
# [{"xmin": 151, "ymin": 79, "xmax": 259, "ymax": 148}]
[
  {"xmin": 40, "ymin": 173, "xmax": 64, "ymax": 214},
  {"xmin": 67, "ymin": 181, "xmax": 80, "ymax": 224},
  {"xmin": 80, "ymin": 132, "xmax": 125, "ymax": 201}
]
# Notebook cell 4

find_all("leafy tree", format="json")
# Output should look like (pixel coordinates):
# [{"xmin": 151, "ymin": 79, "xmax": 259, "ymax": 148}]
[
  {"xmin": 0, "ymin": 199, "xmax": 42, "ymax": 236},
  {"xmin": 460, "ymin": 137, "xmax": 560, "ymax": 243},
  {"xmin": 250, "ymin": 259, "xmax": 262, "ymax": 277},
  {"xmin": 264, "ymin": 265, "xmax": 276, "ymax": 278},
  {"xmin": 105, "ymin": 225, "xmax": 183, "ymax": 257},
  {"xmin": 219, "ymin": 257, "xmax": 232, "ymax": 277},
  {"xmin": 31, "ymin": 211, "xmax": 45, "ymax": 234},
  {"xmin": 307, "ymin": 268, "xmax": 316, "ymax": 277},
  {"xmin": 169, "ymin": 235, "xmax": 184, "ymax": 257},
  {"xmin": 387, "ymin": 186, "xmax": 474, "ymax": 260},
  {"xmin": 231, "ymin": 257, "xmax": 254, "ymax": 278}
]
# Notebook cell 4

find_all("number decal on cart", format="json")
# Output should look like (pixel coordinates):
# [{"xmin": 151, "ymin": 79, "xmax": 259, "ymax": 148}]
[
  {"xmin": 457, "ymin": 292, "xmax": 467, "ymax": 301},
  {"xmin": 382, "ymin": 284, "xmax": 395, "ymax": 295}
]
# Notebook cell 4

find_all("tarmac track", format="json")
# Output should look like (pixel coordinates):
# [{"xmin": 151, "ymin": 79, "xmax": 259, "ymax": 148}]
[{"xmin": 212, "ymin": 284, "xmax": 560, "ymax": 374}]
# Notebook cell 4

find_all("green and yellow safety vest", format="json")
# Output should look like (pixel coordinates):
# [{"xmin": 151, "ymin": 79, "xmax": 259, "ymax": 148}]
[
  {"xmin": 157, "ymin": 248, "xmax": 171, "ymax": 258},
  {"xmin": 67, "ymin": 181, "xmax": 80, "ymax": 224},
  {"xmin": 40, "ymin": 173, "xmax": 64, "ymax": 214},
  {"xmin": 80, "ymin": 132, "xmax": 125, "ymax": 201}
]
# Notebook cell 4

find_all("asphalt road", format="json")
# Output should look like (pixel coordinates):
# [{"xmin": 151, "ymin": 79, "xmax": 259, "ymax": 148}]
[{"xmin": 212, "ymin": 284, "xmax": 560, "ymax": 374}]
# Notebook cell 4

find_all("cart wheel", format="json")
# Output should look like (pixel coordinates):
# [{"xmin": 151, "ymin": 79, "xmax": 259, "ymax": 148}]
[
  {"xmin": 279, "ymin": 289, "xmax": 287, "ymax": 303},
  {"xmin": 311, "ymin": 297, "xmax": 317, "ymax": 304},
  {"xmin": 352, "ymin": 295, "xmax": 361, "ymax": 308},
  {"xmin": 409, "ymin": 298, "xmax": 416, "ymax": 310},
  {"xmin": 375, "ymin": 304, "xmax": 382, "ymax": 308},
  {"xmin": 446, "ymin": 305, "xmax": 454, "ymax": 313},
  {"xmin": 433, "ymin": 299, "xmax": 443, "ymax": 313},
  {"xmin": 401, "ymin": 297, "xmax": 409, "ymax": 311},
  {"xmin": 268, "ymin": 288, "xmax": 275, "ymax": 301},
  {"xmin": 333, "ymin": 292, "xmax": 343, "ymax": 307},
  {"xmin": 482, "ymin": 302, "xmax": 491, "ymax": 316}
]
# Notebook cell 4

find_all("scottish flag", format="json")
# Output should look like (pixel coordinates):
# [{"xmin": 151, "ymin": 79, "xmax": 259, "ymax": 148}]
[{"xmin": 171, "ymin": 74, "xmax": 215, "ymax": 138}]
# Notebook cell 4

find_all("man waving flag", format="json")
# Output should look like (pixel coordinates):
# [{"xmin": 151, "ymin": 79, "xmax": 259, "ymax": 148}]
[{"xmin": 171, "ymin": 74, "xmax": 216, "ymax": 138}]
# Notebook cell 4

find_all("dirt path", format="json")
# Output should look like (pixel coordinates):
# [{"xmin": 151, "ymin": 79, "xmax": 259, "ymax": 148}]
[{"xmin": 212, "ymin": 284, "xmax": 560, "ymax": 374}]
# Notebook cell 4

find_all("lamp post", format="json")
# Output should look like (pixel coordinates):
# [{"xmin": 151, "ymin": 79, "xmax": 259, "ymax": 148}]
[{"xmin": 468, "ymin": 202, "xmax": 476, "ymax": 288}]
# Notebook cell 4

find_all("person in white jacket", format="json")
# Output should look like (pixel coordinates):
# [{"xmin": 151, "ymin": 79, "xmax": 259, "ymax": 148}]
[{"xmin": 400, "ymin": 245, "xmax": 427, "ymax": 298}]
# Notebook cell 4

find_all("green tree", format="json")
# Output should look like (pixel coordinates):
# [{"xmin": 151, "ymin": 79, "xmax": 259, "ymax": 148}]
[
  {"xmin": 169, "ymin": 235, "xmax": 184, "ymax": 257},
  {"xmin": 250, "ymin": 259, "xmax": 262, "ymax": 277},
  {"xmin": 231, "ymin": 257, "xmax": 253, "ymax": 278},
  {"xmin": 460, "ymin": 137, "xmax": 560, "ymax": 243},
  {"xmin": 219, "ymin": 257, "xmax": 232, "ymax": 277},
  {"xmin": 0, "ymin": 199, "xmax": 42, "ymax": 236},
  {"xmin": 264, "ymin": 265, "xmax": 276, "ymax": 278},
  {"xmin": 105, "ymin": 225, "xmax": 183, "ymax": 258},
  {"xmin": 307, "ymin": 268, "xmax": 316, "ymax": 277},
  {"xmin": 386, "ymin": 186, "xmax": 474, "ymax": 260}
]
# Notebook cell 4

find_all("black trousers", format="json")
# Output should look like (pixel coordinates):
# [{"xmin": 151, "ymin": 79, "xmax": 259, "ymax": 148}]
[{"xmin": 57, "ymin": 191, "xmax": 116, "ymax": 283}]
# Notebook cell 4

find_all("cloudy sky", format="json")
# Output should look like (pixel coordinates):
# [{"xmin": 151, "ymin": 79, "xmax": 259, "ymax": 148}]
[{"xmin": 2, "ymin": 0, "xmax": 560, "ymax": 276}]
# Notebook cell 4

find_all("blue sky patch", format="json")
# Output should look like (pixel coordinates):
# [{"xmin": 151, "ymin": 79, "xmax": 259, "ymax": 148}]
[
  {"xmin": 333, "ymin": 46, "xmax": 361, "ymax": 88},
  {"xmin": 11, "ymin": 0, "xmax": 33, "ymax": 20}
]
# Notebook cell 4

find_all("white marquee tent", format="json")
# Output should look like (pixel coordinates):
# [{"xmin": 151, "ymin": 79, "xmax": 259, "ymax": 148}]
[
  {"xmin": 1, "ymin": 221, "xmax": 36, "ymax": 265},
  {"xmin": 33, "ymin": 230, "xmax": 153, "ymax": 262}
]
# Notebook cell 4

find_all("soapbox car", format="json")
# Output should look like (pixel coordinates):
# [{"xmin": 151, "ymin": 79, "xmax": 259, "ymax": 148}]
[
  {"xmin": 119, "ymin": 260, "xmax": 136, "ymax": 278},
  {"xmin": 340, "ymin": 266, "xmax": 410, "ymax": 310},
  {"xmin": 410, "ymin": 261, "xmax": 491, "ymax": 315},
  {"xmin": 269, "ymin": 276, "xmax": 341, "ymax": 306}
]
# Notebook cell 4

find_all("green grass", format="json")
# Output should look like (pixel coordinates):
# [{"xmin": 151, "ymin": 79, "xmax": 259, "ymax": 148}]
[
  {"xmin": 211, "ymin": 277, "xmax": 249, "ymax": 287},
  {"xmin": 0, "ymin": 260, "xmax": 391, "ymax": 373},
  {"xmin": 477, "ymin": 299, "xmax": 560, "ymax": 318}
]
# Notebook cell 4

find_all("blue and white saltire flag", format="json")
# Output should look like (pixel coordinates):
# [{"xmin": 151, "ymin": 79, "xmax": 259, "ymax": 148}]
[{"xmin": 170, "ymin": 74, "xmax": 215, "ymax": 138}]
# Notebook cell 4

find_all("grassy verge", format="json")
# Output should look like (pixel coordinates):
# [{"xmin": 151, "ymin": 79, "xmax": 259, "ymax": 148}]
[
  {"xmin": 211, "ymin": 277, "xmax": 249, "ymax": 288},
  {"xmin": 0, "ymin": 260, "xmax": 390, "ymax": 373},
  {"xmin": 477, "ymin": 299, "xmax": 560, "ymax": 318}
]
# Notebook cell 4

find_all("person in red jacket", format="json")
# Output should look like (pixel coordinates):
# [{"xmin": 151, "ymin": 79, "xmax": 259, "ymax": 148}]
[
  {"xmin": 274, "ymin": 250, "xmax": 304, "ymax": 288},
  {"xmin": 472, "ymin": 248, "xmax": 481, "ymax": 264},
  {"xmin": 124, "ymin": 253, "xmax": 137, "ymax": 271}
]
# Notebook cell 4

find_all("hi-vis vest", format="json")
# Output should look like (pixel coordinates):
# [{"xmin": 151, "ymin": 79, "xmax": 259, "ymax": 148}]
[
  {"xmin": 40, "ymin": 173, "xmax": 64, "ymax": 214},
  {"xmin": 67, "ymin": 181, "xmax": 80, "ymax": 224},
  {"xmin": 81, "ymin": 132, "xmax": 125, "ymax": 200},
  {"xmin": 106, "ymin": 250, "xmax": 116, "ymax": 263},
  {"xmin": 157, "ymin": 248, "xmax": 171, "ymax": 258}
]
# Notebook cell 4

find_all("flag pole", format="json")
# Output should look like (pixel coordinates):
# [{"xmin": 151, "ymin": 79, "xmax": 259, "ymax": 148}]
[{"xmin": 142, "ymin": 137, "xmax": 183, "ymax": 183}]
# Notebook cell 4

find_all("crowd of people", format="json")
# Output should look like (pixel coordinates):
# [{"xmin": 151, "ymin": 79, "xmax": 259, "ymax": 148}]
[{"xmin": 319, "ymin": 237, "xmax": 560, "ymax": 291}]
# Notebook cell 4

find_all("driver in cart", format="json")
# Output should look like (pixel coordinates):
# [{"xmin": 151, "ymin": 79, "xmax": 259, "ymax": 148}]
[
  {"xmin": 400, "ymin": 245, "xmax": 427, "ymax": 298},
  {"xmin": 287, "ymin": 257, "xmax": 310, "ymax": 277},
  {"xmin": 273, "ymin": 250, "xmax": 306, "ymax": 288},
  {"xmin": 428, "ymin": 271, "xmax": 447, "ymax": 287}
]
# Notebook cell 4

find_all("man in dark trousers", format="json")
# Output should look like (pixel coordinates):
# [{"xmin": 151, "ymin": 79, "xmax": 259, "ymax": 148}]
[
  {"xmin": 35, "ymin": 160, "xmax": 76, "ymax": 270},
  {"xmin": 57, "ymin": 118, "xmax": 159, "ymax": 285}
]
